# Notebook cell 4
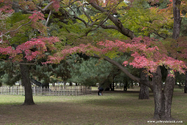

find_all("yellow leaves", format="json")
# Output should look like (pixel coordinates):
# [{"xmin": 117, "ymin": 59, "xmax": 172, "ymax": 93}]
[
  {"xmin": 116, "ymin": 1, "xmax": 127, "ymax": 10},
  {"xmin": 77, "ymin": 15, "xmax": 88, "ymax": 23},
  {"xmin": 104, "ymin": 50, "xmax": 119, "ymax": 59},
  {"xmin": 149, "ymin": 7, "xmax": 158, "ymax": 14}
]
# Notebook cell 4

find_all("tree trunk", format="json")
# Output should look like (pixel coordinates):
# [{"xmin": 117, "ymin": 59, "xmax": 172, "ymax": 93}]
[
  {"xmin": 124, "ymin": 80, "xmax": 127, "ymax": 91},
  {"xmin": 162, "ymin": 69, "xmax": 175, "ymax": 120},
  {"xmin": 20, "ymin": 64, "xmax": 35, "ymax": 105},
  {"xmin": 139, "ymin": 69, "xmax": 149, "ymax": 99},
  {"xmin": 172, "ymin": 0, "xmax": 181, "ymax": 39},
  {"xmin": 139, "ymin": 84, "xmax": 149, "ymax": 99},
  {"xmin": 152, "ymin": 67, "xmax": 175, "ymax": 120},
  {"xmin": 184, "ymin": 71, "xmax": 187, "ymax": 93},
  {"xmin": 110, "ymin": 82, "xmax": 115, "ymax": 91},
  {"xmin": 69, "ymin": 82, "xmax": 72, "ymax": 86},
  {"xmin": 152, "ymin": 67, "xmax": 164, "ymax": 119},
  {"xmin": 64, "ymin": 82, "xmax": 66, "ymax": 89}
]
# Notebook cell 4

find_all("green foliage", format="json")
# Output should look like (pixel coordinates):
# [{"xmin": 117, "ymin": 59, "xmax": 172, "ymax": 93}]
[
  {"xmin": 180, "ymin": 17, "xmax": 187, "ymax": 36},
  {"xmin": 66, "ymin": 54, "xmax": 138, "ymax": 86},
  {"xmin": 118, "ymin": 0, "xmax": 173, "ymax": 37},
  {"xmin": 6, "ymin": 12, "xmax": 36, "ymax": 45},
  {"xmin": 0, "ymin": 61, "xmax": 20, "ymax": 86},
  {"xmin": 67, "ymin": 56, "xmax": 112, "ymax": 86},
  {"xmin": 31, "ymin": 61, "xmax": 71, "ymax": 84}
]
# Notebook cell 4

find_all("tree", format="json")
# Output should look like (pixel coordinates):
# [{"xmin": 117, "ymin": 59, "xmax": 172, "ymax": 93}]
[
  {"xmin": 0, "ymin": 0, "xmax": 61, "ymax": 105},
  {"xmin": 43, "ymin": 0, "xmax": 186, "ymax": 120}
]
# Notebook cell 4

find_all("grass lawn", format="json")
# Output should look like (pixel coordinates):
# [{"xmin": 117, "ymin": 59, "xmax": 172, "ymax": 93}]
[{"xmin": 0, "ymin": 87, "xmax": 186, "ymax": 125}]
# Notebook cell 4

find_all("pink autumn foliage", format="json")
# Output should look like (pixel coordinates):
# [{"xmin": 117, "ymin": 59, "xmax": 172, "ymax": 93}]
[
  {"xmin": 29, "ymin": 11, "xmax": 45, "ymax": 22},
  {"xmin": 0, "ymin": 37, "xmax": 60, "ymax": 61},
  {"xmin": 0, "ymin": 5, "xmax": 14, "ymax": 14},
  {"xmin": 51, "ymin": 0, "xmax": 60, "ymax": 11},
  {"xmin": 46, "ymin": 43, "xmax": 101, "ymax": 64},
  {"xmin": 46, "ymin": 37, "xmax": 187, "ymax": 74}
]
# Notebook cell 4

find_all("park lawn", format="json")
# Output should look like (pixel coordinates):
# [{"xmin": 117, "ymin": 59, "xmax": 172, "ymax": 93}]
[{"xmin": 0, "ymin": 88, "xmax": 186, "ymax": 125}]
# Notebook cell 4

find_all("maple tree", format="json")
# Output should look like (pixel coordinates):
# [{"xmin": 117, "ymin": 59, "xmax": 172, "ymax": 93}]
[
  {"xmin": 43, "ymin": 0, "xmax": 185, "ymax": 120},
  {"xmin": 0, "ymin": 0, "xmax": 61, "ymax": 105}
]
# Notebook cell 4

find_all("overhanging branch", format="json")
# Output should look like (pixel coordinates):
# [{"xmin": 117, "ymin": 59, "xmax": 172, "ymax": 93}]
[
  {"xmin": 93, "ymin": 54, "xmax": 140, "ymax": 83},
  {"xmin": 89, "ymin": 2, "xmax": 136, "ymax": 39}
]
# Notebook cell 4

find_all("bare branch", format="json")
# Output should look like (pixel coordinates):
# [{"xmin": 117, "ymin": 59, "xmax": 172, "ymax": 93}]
[
  {"xmin": 41, "ymin": 1, "xmax": 54, "ymax": 12},
  {"xmin": 73, "ymin": 16, "xmax": 88, "ymax": 27},
  {"xmin": 45, "ymin": 10, "xmax": 52, "ymax": 26},
  {"xmin": 85, "ymin": 12, "xmax": 111, "ymax": 35},
  {"xmin": 152, "ymin": 31, "xmax": 167, "ymax": 39},
  {"xmin": 4, "ymin": 20, "xmax": 31, "ymax": 35},
  {"xmin": 82, "ymin": 3, "xmax": 93, "ymax": 23},
  {"xmin": 68, "ymin": 6, "xmax": 88, "ymax": 27},
  {"xmin": 84, "ymin": 3, "xmax": 118, "ymax": 36}
]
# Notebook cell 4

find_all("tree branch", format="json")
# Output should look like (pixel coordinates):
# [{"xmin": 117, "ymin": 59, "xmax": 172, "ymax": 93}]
[
  {"xmin": 82, "ymin": 3, "xmax": 93, "ymax": 23},
  {"xmin": 84, "ymin": 3, "xmax": 118, "ymax": 36},
  {"xmin": 89, "ymin": 2, "xmax": 136, "ymax": 39},
  {"xmin": 93, "ymin": 54, "xmax": 140, "ymax": 82},
  {"xmin": 41, "ymin": 1, "xmax": 54, "ymax": 12},
  {"xmin": 101, "ymin": 24, "xmax": 120, "ymax": 31},
  {"xmin": 45, "ymin": 10, "xmax": 52, "ymax": 26},
  {"xmin": 73, "ymin": 16, "xmax": 88, "ymax": 27},
  {"xmin": 5, "ymin": 20, "xmax": 31, "ymax": 34},
  {"xmin": 68, "ymin": 6, "xmax": 88, "ymax": 27}
]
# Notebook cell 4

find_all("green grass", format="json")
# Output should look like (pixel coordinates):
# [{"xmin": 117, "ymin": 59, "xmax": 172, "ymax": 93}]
[{"xmin": 0, "ymin": 88, "xmax": 186, "ymax": 125}]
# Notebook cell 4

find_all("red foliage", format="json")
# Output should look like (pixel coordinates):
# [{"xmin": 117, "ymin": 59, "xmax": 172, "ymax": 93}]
[
  {"xmin": 29, "ymin": 11, "xmax": 45, "ymax": 22},
  {"xmin": 0, "ymin": 0, "xmax": 14, "ymax": 15},
  {"xmin": 0, "ymin": 37, "xmax": 60, "ymax": 62},
  {"xmin": 51, "ymin": 0, "xmax": 60, "ymax": 11},
  {"xmin": 45, "ymin": 37, "xmax": 187, "ymax": 74}
]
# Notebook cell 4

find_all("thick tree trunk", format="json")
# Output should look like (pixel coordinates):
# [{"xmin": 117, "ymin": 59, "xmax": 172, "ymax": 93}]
[
  {"xmin": 152, "ymin": 67, "xmax": 164, "ymax": 119},
  {"xmin": 172, "ymin": 0, "xmax": 181, "ymax": 39},
  {"xmin": 20, "ymin": 64, "xmax": 35, "ymax": 105},
  {"xmin": 184, "ymin": 71, "xmax": 187, "ymax": 93},
  {"xmin": 162, "ymin": 69, "xmax": 175, "ymax": 120},
  {"xmin": 139, "ymin": 69, "xmax": 149, "ymax": 99},
  {"xmin": 152, "ymin": 67, "xmax": 175, "ymax": 120},
  {"xmin": 139, "ymin": 84, "xmax": 149, "ymax": 99}
]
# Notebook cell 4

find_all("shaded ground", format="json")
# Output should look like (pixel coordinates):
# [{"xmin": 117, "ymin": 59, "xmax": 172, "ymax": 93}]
[{"xmin": 0, "ymin": 88, "xmax": 186, "ymax": 125}]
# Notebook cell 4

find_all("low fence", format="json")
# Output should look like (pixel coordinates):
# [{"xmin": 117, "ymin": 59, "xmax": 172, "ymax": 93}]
[{"xmin": 0, "ymin": 86, "xmax": 92, "ymax": 96}]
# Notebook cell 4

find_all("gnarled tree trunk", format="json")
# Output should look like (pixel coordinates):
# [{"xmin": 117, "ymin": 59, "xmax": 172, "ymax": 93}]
[
  {"xmin": 20, "ymin": 64, "xmax": 35, "ymax": 105},
  {"xmin": 152, "ymin": 67, "xmax": 175, "ymax": 120},
  {"xmin": 163, "ymin": 69, "xmax": 175, "ymax": 120}
]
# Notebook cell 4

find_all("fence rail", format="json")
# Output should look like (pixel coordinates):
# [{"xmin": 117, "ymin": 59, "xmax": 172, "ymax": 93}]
[{"xmin": 0, "ymin": 86, "xmax": 92, "ymax": 96}]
